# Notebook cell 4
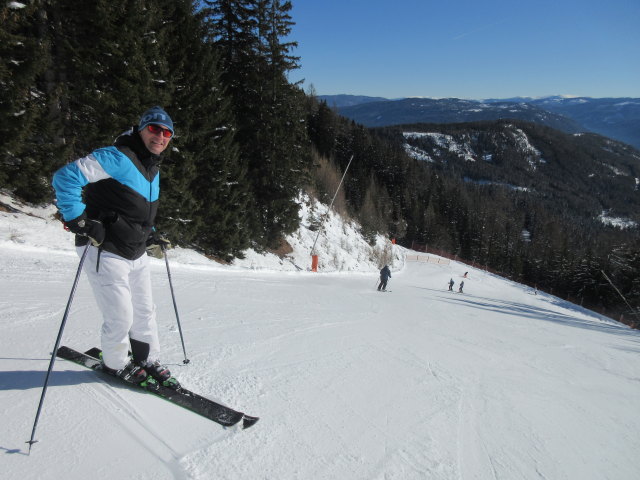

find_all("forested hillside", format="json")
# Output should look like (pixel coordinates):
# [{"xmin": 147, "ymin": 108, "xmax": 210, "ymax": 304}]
[{"xmin": 1, "ymin": 1, "xmax": 638, "ymax": 325}]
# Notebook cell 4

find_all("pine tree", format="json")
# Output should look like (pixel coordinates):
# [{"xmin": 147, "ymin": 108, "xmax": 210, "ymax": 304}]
[
  {"xmin": 50, "ymin": 0, "xmax": 166, "ymax": 155},
  {"xmin": 0, "ymin": 1, "xmax": 64, "ymax": 203},
  {"xmin": 206, "ymin": 0, "xmax": 307, "ymax": 249},
  {"xmin": 308, "ymin": 100, "xmax": 337, "ymax": 159},
  {"xmin": 204, "ymin": 0, "xmax": 257, "ymax": 106},
  {"xmin": 249, "ymin": 0, "xmax": 307, "ymax": 247},
  {"xmin": 359, "ymin": 175, "xmax": 392, "ymax": 244},
  {"xmin": 155, "ymin": 0, "xmax": 252, "ymax": 259}
]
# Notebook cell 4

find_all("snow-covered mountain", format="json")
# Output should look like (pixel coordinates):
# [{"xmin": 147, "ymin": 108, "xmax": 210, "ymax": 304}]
[
  {"xmin": 336, "ymin": 97, "xmax": 582, "ymax": 133},
  {"xmin": 323, "ymin": 94, "xmax": 640, "ymax": 148},
  {"xmin": 398, "ymin": 120, "xmax": 640, "ymax": 227},
  {"xmin": 527, "ymin": 96, "xmax": 640, "ymax": 149},
  {"xmin": 2, "ymin": 195, "xmax": 639, "ymax": 479}
]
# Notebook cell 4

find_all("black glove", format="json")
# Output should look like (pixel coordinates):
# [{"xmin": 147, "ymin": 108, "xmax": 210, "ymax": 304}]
[
  {"xmin": 65, "ymin": 213, "xmax": 105, "ymax": 246},
  {"xmin": 146, "ymin": 232, "xmax": 171, "ymax": 259}
]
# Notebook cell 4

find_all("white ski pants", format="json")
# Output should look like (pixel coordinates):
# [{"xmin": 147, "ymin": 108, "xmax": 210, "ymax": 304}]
[{"xmin": 78, "ymin": 246, "xmax": 160, "ymax": 370}]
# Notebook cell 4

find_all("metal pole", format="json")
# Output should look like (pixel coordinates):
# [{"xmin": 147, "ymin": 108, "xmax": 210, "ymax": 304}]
[
  {"xmin": 311, "ymin": 154, "xmax": 354, "ymax": 256},
  {"xmin": 163, "ymin": 245, "xmax": 190, "ymax": 364},
  {"xmin": 27, "ymin": 242, "xmax": 91, "ymax": 453},
  {"xmin": 601, "ymin": 270, "xmax": 640, "ymax": 324}
]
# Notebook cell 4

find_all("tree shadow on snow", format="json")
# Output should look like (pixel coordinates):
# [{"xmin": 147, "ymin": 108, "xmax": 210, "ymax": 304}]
[
  {"xmin": 435, "ymin": 292, "xmax": 640, "ymax": 345},
  {"xmin": 408, "ymin": 284, "xmax": 639, "ymax": 347}
]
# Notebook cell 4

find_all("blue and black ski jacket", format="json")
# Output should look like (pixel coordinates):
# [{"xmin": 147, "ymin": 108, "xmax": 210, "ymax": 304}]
[{"xmin": 52, "ymin": 129, "xmax": 160, "ymax": 260}]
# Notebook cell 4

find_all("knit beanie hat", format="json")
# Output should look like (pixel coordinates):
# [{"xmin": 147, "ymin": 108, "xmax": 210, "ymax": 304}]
[{"xmin": 139, "ymin": 106, "xmax": 174, "ymax": 134}]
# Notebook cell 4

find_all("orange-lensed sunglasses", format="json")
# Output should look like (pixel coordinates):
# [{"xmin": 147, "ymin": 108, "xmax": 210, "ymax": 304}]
[{"xmin": 147, "ymin": 124, "xmax": 173, "ymax": 138}]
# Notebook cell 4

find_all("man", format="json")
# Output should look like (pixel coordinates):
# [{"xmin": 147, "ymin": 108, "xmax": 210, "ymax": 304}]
[
  {"xmin": 52, "ymin": 106, "xmax": 175, "ymax": 387},
  {"xmin": 378, "ymin": 265, "xmax": 392, "ymax": 291}
]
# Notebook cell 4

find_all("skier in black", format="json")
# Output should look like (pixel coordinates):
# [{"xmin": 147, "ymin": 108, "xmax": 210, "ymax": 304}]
[
  {"xmin": 458, "ymin": 280, "xmax": 464, "ymax": 293},
  {"xmin": 448, "ymin": 278, "xmax": 454, "ymax": 291},
  {"xmin": 378, "ymin": 265, "xmax": 392, "ymax": 291}
]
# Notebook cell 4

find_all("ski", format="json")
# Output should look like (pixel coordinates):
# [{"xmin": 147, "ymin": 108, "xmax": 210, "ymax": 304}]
[{"xmin": 56, "ymin": 346, "xmax": 259, "ymax": 430}]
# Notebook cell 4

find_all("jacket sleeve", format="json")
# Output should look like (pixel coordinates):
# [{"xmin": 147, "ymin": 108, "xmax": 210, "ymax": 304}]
[{"xmin": 52, "ymin": 152, "xmax": 112, "ymax": 221}]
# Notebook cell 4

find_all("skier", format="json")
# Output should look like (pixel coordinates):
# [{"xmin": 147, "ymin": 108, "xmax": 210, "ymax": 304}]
[
  {"xmin": 458, "ymin": 280, "xmax": 464, "ymax": 293},
  {"xmin": 448, "ymin": 278, "xmax": 454, "ymax": 291},
  {"xmin": 52, "ymin": 106, "xmax": 176, "ymax": 387},
  {"xmin": 378, "ymin": 265, "xmax": 392, "ymax": 291}
]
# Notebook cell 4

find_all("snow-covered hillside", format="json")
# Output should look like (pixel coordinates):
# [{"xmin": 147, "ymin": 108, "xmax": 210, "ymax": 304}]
[{"xmin": 2, "ymin": 195, "xmax": 639, "ymax": 480}]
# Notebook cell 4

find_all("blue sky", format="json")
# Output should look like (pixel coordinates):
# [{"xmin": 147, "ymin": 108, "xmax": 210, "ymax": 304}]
[{"xmin": 288, "ymin": 0, "xmax": 640, "ymax": 99}]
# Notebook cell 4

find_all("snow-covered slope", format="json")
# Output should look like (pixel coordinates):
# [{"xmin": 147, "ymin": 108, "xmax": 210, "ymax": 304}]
[{"xmin": 1, "ymin": 196, "xmax": 639, "ymax": 480}]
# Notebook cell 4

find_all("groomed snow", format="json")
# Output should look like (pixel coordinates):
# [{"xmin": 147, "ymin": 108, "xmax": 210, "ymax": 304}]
[{"xmin": 1, "ymin": 196, "xmax": 639, "ymax": 480}]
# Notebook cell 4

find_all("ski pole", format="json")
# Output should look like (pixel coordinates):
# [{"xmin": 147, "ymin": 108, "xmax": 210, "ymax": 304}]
[
  {"xmin": 27, "ymin": 242, "xmax": 91, "ymax": 453},
  {"xmin": 162, "ymin": 245, "xmax": 190, "ymax": 364}
]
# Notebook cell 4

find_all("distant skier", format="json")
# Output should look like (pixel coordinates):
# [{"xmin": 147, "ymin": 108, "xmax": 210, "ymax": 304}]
[
  {"xmin": 378, "ymin": 265, "xmax": 392, "ymax": 291},
  {"xmin": 463, "ymin": 272, "xmax": 468, "ymax": 278},
  {"xmin": 458, "ymin": 280, "xmax": 464, "ymax": 293},
  {"xmin": 448, "ymin": 278, "xmax": 454, "ymax": 291}
]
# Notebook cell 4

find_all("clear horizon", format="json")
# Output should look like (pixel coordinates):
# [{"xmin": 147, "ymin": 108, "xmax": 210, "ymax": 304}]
[{"xmin": 289, "ymin": 0, "xmax": 640, "ymax": 99}]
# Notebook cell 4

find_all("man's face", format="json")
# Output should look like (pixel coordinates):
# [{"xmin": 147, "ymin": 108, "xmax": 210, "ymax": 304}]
[{"xmin": 139, "ymin": 124, "xmax": 172, "ymax": 155}]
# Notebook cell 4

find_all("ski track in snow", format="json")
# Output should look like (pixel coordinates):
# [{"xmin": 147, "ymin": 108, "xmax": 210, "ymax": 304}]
[{"xmin": 2, "ymin": 236, "xmax": 640, "ymax": 478}]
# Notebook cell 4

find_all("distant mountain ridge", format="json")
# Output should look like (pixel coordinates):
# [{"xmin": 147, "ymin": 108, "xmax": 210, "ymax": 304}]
[
  {"xmin": 319, "ymin": 94, "xmax": 640, "ymax": 149},
  {"xmin": 317, "ymin": 94, "xmax": 388, "ymax": 108},
  {"xmin": 528, "ymin": 96, "xmax": 640, "ymax": 149}
]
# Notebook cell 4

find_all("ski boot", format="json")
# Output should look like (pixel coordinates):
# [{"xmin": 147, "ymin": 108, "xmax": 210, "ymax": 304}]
[
  {"xmin": 99, "ymin": 355, "xmax": 159, "ymax": 390},
  {"xmin": 141, "ymin": 360, "xmax": 180, "ymax": 389},
  {"xmin": 101, "ymin": 359, "xmax": 159, "ymax": 388}
]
